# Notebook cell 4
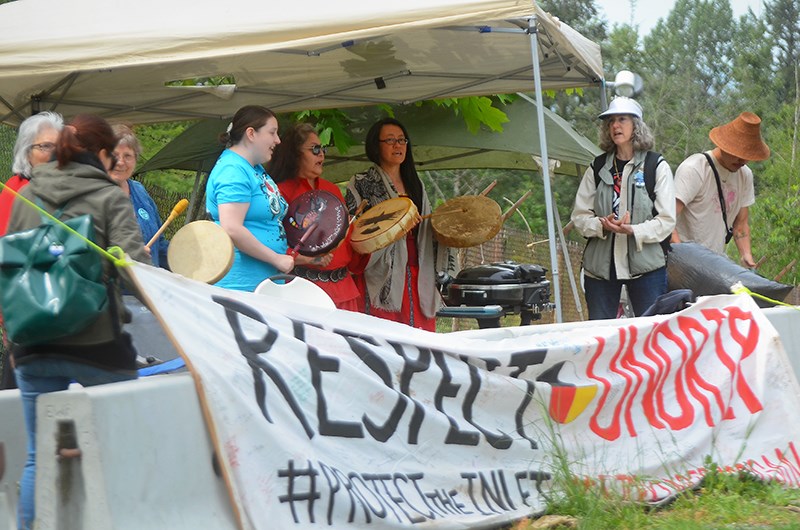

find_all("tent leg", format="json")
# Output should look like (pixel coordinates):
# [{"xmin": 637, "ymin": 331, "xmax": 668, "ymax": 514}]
[
  {"xmin": 528, "ymin": 16, "xmax": 562, "ymax": 323},
  {"xmin": 551, "ymin": 196, "xmax": 585, "ymax": 320}
]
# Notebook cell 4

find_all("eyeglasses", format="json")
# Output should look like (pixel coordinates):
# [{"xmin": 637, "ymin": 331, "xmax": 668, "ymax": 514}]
[
  {"xmin": 30, "ymin": 142, "xmax": 56, "ymax": 152},
  {"xmin": 306, "ymin": 144, "xmax": 327, "ymax": 156},
  {"xmin": 114, "ymin": 152, "xmax": 137, "ymax": 164},
  {"xmin": 108, "ymin": 153, "xmax": 118, "ymax": 172},
  {"xmin": 378, "ymin": 138, "xmax": 409, "ymax": 146}
]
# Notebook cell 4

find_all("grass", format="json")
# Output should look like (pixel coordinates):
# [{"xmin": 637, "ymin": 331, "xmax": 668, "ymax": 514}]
[{"xmin": 515, "ymin": 464, "xmax": 800, "ymax": 529}]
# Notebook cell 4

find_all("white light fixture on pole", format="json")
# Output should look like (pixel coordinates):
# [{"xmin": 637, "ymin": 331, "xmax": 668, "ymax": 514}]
[{"xmin": 600, "ymin": 69, "xmax": 644, "ymax": 109}]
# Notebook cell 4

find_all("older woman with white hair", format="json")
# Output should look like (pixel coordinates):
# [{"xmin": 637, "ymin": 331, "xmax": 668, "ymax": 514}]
[
  {"xmin": 0, "ymin": 111, "xmax": 64, "ymax": 235},
  {"xmin": 571, "ymin": 97, "xmax": 676, "ymax": 320},
  {"xmin": 109, "ymin": 123, "xmax": 169, "ymax": 269},
  {"xmin": 0, "ymin": 111, "xmax": 63, "ymax": 390}
]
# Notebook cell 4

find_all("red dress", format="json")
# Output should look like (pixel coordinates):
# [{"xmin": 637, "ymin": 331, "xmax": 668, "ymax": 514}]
[
  {"xmin": 0, "ymin": 175, "xmax": 30, "ymax": 388},
  {"xmin": 278, "ymin": 177, "xmax": 367, "ymax": 312},
  {"xmin": 0, "ymin": 175, "xmax": 30, "ymax": 236}
]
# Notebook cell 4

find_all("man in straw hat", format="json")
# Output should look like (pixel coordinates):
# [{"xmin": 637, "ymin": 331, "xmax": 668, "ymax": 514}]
[{"xmin": 672, "ymin": 112, "xmax": 770, "ymax": 267}]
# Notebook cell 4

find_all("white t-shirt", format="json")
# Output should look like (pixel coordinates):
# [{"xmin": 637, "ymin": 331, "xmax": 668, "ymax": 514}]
[{"xmin": 674, "ymin": 151, "xmax": 755, "ymax": 254}]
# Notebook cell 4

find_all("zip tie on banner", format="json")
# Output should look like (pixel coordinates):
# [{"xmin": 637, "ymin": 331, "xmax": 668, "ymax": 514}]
[
  {"xmin": 730, "ymin": 281, "xmax": 799, "ymax": 310},
  {"xmin": 0, "ymin": 180, "xmax": 133, "ymax": 269}
]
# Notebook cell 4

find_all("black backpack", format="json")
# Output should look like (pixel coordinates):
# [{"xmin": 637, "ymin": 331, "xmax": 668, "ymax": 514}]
[{"xmin": 592, "ymin": 151, "xmax": 671, "ymax": 255}]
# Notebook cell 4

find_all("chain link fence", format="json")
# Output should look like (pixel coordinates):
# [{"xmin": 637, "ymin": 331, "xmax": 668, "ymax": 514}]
[
  {"xmin": 441, "ymin": 226, "xmax": 587, "ymax": 331},
  {"xmin": 0, "ymin": 124, "xmax": 14, "ymax": 183}
]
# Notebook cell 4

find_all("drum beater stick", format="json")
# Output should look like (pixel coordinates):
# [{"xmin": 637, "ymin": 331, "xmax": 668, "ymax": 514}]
[
  {"xmin": 145, "ymin": 198, "xmax": 189, "ymax": 250},
  {"xmin": 288, "ymin": 222, "xmax": 319, "ymax": 257}
]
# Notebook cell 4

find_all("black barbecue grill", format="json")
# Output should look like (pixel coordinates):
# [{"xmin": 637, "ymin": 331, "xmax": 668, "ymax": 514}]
[{"xmin": 438, "ymin": 261, "xmax": 553, "ymax": 328}]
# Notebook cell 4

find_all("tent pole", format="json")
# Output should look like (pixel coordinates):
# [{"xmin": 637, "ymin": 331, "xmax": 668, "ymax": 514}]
[
  {"xmin": 528, "ymin": 16, "xmax": 563, "ymax": 323},
  {"xmin": 551, "ymin": 194, "xmax": 585, "ymax": 320}
]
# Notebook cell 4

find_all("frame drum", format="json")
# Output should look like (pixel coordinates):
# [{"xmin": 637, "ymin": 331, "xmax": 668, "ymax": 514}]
[
  {"xmin": 167, "ymin": 221, "xmax": 234, "ymax": 284},
  {"xmin": 431, "ymin": 195, "xmax": 502, "ymax": 247},
  {"xmin": 284, "ymin": 190, "xmax": 348, "ymax": 256},
  {"xmin": 350, "ymin": 197, "xmax": 420, "ymax": 254}
]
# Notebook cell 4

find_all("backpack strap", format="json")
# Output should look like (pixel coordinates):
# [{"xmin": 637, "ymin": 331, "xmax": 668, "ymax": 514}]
[
  {"xmin": 591, "ymin": 153, "xmax": 607, "ymax": 188},
  {"xmin": 643, "ymin": 151, "xmax": 671, "ymax": 255},
  {"xmin": 643, "ymin": 151, "xmax": 665, "ymax": 216},
  {"xmin": 702, "ymin": 152, "xmax": 730, "ymax": 233}
]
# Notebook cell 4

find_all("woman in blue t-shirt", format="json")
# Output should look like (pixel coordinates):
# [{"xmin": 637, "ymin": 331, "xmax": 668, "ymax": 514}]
[{"xmin": 206, "ymin": 106, "xmax": 296, "ymax": 291}]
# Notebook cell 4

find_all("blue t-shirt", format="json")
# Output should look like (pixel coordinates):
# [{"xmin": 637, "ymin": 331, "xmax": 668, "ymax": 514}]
[
  {"xmin": 206, "ymin": 149, "xmax": 288, "ymax": 291},
  {"xmin": 129, "ymin": 179, "xmax": 169, "ymax": 269}
]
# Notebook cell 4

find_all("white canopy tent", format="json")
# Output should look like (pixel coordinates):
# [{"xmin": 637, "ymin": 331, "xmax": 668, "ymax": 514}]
[{"xmin": 0, "ymin": 0, "xmax": 604, "ymax": 321}]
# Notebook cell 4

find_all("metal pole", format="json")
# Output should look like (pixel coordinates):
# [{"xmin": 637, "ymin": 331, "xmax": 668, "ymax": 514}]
[
  {"xmin": 600, "ymin": 79, "xmax": 609, "ymax": 111},
  {"xmin": 528, "ymin": 16, "xmax": 562, "ymax": 322}
]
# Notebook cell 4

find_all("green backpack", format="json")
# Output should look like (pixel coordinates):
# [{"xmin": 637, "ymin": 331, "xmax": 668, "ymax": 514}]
[{"xmin": 0, "ymin": 201, "xmax": 109, "ymax": 346}]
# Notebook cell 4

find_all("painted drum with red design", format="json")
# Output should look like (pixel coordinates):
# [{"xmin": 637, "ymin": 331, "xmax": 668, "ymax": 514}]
[{"xmin": 283, "ymin": 189, "xmax": 348, "ymax": 256}]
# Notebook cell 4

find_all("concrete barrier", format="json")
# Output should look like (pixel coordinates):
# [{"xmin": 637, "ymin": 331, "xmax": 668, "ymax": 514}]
[
  {"xmin": 0, "ymin": 389, "xmax": 24, "ymax": 530},
  {"xmin": 761, "ymin": 306, "xmax": 800, "ymax": 384},
  {"xmin": 33, "ymin": 374, "xmax": 237, "ymax": 530}
]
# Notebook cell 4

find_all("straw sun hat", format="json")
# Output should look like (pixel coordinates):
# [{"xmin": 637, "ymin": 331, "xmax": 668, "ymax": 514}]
[{"xmin": 709, "ymin": 112, "xmax": 770, "ymax": 161}]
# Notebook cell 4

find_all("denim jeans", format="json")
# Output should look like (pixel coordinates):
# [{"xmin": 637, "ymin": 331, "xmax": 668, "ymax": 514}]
[
  {"xmin": 14, "ymin": 359, "xmax": 137, "ymax": 530},
  {"xmin": 584, "ymin": 266, "xmax": 667, "ymax": 321}
]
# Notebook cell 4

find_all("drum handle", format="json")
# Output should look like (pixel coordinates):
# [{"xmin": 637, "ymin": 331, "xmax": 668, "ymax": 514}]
[
  {"xmin": 288, "ymin": 222, "xmax": 318, "ymax": 257},
  {"xmin": 350, "ymin": 199, "xmax": 369, "ymax": 222},
  {"xmin": 479, "ymin": 180, "xmax": 497, "ymax": 196},
  {"xmin": 501, "ymin": 190, "xmax": 532, "ymax": 222}
]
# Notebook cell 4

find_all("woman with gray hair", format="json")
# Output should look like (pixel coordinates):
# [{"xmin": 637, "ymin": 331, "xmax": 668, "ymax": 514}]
[
  {"xmin": 0, "ymin": 111, "xmax": 64, "ymax": 235},
  {"xmin": 571, "ymin": 97, "xmax": 676, "ymax": 320},
  {"xmin": 109, "ymin": 123, "xmax": 169, "ymax": 269},
  {"xmin": 0, "ymin": 111, "xmax": 63, "ymax": 390}
]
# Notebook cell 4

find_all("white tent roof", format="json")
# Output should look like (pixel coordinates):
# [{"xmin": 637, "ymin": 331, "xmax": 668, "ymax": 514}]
[{"xmin": 0, "ymin": 0, "xmax": 603, "ymax": 125}]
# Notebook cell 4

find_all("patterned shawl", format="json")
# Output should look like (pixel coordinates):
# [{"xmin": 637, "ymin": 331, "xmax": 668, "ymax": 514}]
[{"xmin": 345, "ymin": 166, "xmax": 457, "ymax": 318}]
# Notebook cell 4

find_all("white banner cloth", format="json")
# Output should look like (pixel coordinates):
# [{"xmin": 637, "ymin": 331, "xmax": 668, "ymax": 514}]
[{"xmin": 128, "ymin": 263, "xmax": 800, "ymax": 529}]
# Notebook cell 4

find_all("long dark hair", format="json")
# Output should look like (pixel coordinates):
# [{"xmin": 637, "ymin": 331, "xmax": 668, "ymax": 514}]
[
  {"xmin": 364, "ymin": 118, "xmax": 423, "ymax": 212},
  {"xmin": 268, "ymin": 123, "xmax": 316, "ymax": 183},
  {"xmin": 219, "ymin": 105, "xmax": 277, "ymax": 147},
  {"xmin": 56, "ymin": 114, "xmax": 117, "ymax": 170}
]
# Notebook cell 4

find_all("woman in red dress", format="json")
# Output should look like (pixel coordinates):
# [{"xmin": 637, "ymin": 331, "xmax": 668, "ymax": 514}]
[{"xmin": 269, "ymin": 123, "xmax": 366, "ymax": 311}]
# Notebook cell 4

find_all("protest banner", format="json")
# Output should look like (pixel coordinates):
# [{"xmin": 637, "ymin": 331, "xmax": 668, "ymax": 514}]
[{"xmin": 128, "ymin": 263, "xmax": 800, "ymax": 529}]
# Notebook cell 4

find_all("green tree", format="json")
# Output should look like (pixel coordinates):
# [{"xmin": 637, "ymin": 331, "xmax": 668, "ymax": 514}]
[
  {"xmin": 640, "ymin": 0, "xmax": 736, "ymax": 163},
  {"xmin": 729, "ymin": 13, "xmax": 777, "ymax": 118},
  {"xmin": 764, "ymin": 0, "xmax": 800, "ymax": 103}
]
